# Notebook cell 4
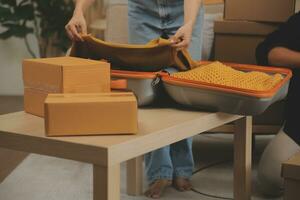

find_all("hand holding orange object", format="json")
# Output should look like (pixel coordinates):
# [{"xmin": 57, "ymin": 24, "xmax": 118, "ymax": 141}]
[
  {"xmin": 65, "ymin": 11, "xmax": 87, "ymax": 42},
  {"xmin": 170, "ymin": 22, "xmax": 193, "ymax": 51}
]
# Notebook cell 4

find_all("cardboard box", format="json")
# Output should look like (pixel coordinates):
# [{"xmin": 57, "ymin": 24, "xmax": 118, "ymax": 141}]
[
  {"xmin": 282, "ymin": 152, "xmax": 300, "ymax": 200},
  {"xmin": 24, "ymin": 88, "xmax": 48, "ymax": 117},
  {"xmin": 224, "ymin": 0, "xmax": 295, "ymax": 23},
  {"xmin": 44, "ymin": 93, "xmax": 138, "ymax": 136},
  {"xmin": 23, "ymin": 56, "xmax": 110, "ymax": 117},
  {"xmin": 23, "ymin": 56, "xmax": 110, "ymax": 93},
  {"xmin": 214, "ymin": 20, "xmax": 279, "ymax": 64}
]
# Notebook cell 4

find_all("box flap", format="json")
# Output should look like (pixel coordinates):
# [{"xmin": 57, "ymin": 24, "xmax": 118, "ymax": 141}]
[
  {"xmin": 214, "ymin": 20, "xmax": 278, "ymax": 36},
  {"xmin": 282, "ymin": 152, "xmax": 300, "ymax": 180}
]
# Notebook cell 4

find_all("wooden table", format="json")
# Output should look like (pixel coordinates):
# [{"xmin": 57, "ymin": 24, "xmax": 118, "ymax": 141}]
[{"xmin": 0, "ymin": 109, "xmax": 252, "ymax": 200}]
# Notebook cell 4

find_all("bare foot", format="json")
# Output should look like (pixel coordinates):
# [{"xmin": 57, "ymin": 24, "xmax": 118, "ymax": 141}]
[
  {"xmin": 173, "ymin": 177, "xmax": 192, "ymax": 191},
  {"xmin": 144, "ymin": 179, "xmax": 172, "ymax": 199}
]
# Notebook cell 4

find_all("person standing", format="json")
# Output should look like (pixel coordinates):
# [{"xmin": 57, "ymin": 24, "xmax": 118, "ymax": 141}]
[{"xmin": 66, "ymin": 0, "xmax": 204, "ymax": 198}]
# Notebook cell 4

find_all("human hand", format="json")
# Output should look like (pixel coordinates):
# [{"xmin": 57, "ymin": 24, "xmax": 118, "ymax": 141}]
[
  {"xmin": 170, "ymin": 22, "xmax": 193, "ymax": 51},
  {"xmin": 65, "ymin": 11, "xmax": 87, "ymax": 42}
]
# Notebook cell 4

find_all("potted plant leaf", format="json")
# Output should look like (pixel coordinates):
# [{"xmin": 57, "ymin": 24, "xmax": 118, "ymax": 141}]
[{"xmin": 0, "ymin": 0, "xmax": 74, "ymax": 58}]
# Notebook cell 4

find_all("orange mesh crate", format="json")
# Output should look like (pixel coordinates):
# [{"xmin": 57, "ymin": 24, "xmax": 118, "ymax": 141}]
[{"xmin": 162, "ymin": 61, "xmax": 292, "ymax": 115}]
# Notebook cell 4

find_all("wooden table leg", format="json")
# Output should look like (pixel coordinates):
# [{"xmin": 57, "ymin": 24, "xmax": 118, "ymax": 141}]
[
  {"xmin": 126, "ymin": 156, "xmax": 144, "ymax": 196},
  {"xmin": 93, "ymin": 164, "xmax": 120, "ymax": 200},
  {"xmin": 234, "ymin": 116, "xmax": 252, "ymax": 200}
]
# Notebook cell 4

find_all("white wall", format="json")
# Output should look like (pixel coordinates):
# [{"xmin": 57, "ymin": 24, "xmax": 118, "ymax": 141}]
[
  {"xmin": 297, "ymin": 0, "xmax": 300, "ymax": 12},
  {"xmin": 0, "ymin": 34, "xmax": 39, "ymax": 95}
]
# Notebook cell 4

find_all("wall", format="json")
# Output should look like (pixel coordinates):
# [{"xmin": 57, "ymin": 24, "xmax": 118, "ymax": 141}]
[{"xmin": 0, "ymin": 34, "xmax": 39, "ymax": 95}]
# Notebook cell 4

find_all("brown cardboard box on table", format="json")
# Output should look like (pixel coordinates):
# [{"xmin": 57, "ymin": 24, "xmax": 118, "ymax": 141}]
[
  {"xmin": 224, "ymin": 0, "xmax": 295, "ymax": 23},
  {"xmin": 214, "ymin": 20, "xmax": 279, "ymax": 65},
  {"xmin": 282, "ymin": 152, "xmax": 300, "ymax": 200},
  {"xmin": 44, "ymin": 93, "xmax": 138, "ymax": 136},
  {"xmin": 23, "ymin": 57, "xmax": 110, "ymax": 117}
]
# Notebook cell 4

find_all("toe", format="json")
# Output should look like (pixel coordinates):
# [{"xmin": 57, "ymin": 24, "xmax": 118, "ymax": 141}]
[
  {"xmin": 144, "ymin": 179, "xmax": 171, "ymax": 198},
  {"xmin": 184, "ymin": 184, "xmax": 192, "ymax": 191},
  {"xmin": 173, "ymin": 178, "xmax": 192, "ymax": 191},
  {"xmin": 151, "ymin": 191, "xmax": 160, "ymax": 199},
  {"xmin": 144, "ymin": 190, "xmax": 151, "ymax": 197}
]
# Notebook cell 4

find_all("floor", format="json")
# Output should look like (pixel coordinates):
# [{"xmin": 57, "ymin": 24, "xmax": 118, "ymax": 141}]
[{"xmin": 0, "ymin": 96, "xmax": 282, "ymax": 200}]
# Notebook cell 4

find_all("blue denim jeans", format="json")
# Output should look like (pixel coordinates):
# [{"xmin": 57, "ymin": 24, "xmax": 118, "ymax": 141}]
[
  {"xmin": 128, "ymin": 0, "xmax": 204, "ymax": 184},
  {"xmin": 128, "ymin": 0, "xmax": 204, "ymax": 60}
]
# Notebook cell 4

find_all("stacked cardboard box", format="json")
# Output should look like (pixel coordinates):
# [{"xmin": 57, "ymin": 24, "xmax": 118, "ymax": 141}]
[
  {"xmin": 224, "ymin": 0, "xmax": 295, "ymax": 23},
  {"xmin": 214, "ymin": 0, "xmax": 296, "ymax": 64},
  {"xmin": 23, "ymin": 57, "xmax": 110, "ymax": 117},
  {"xmin": 23, "ymin": 56, "xmax": 138, "ymax": 136},
  {"xmin": 45, "ymin": 93, "xmax": 138, "ymax": 136},
  {"xmin": 214, "ymin": 20, "xmax": 278, "ymax": 64},
  {"xmin": 282, "ymin": 152, "xmax": 300, "ymax": 200}
]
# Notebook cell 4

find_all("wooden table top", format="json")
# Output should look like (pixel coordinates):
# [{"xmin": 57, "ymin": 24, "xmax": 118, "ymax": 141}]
[{"xmin": 0, "ymin": 110, "xmax": 242, "ymax": 166}]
